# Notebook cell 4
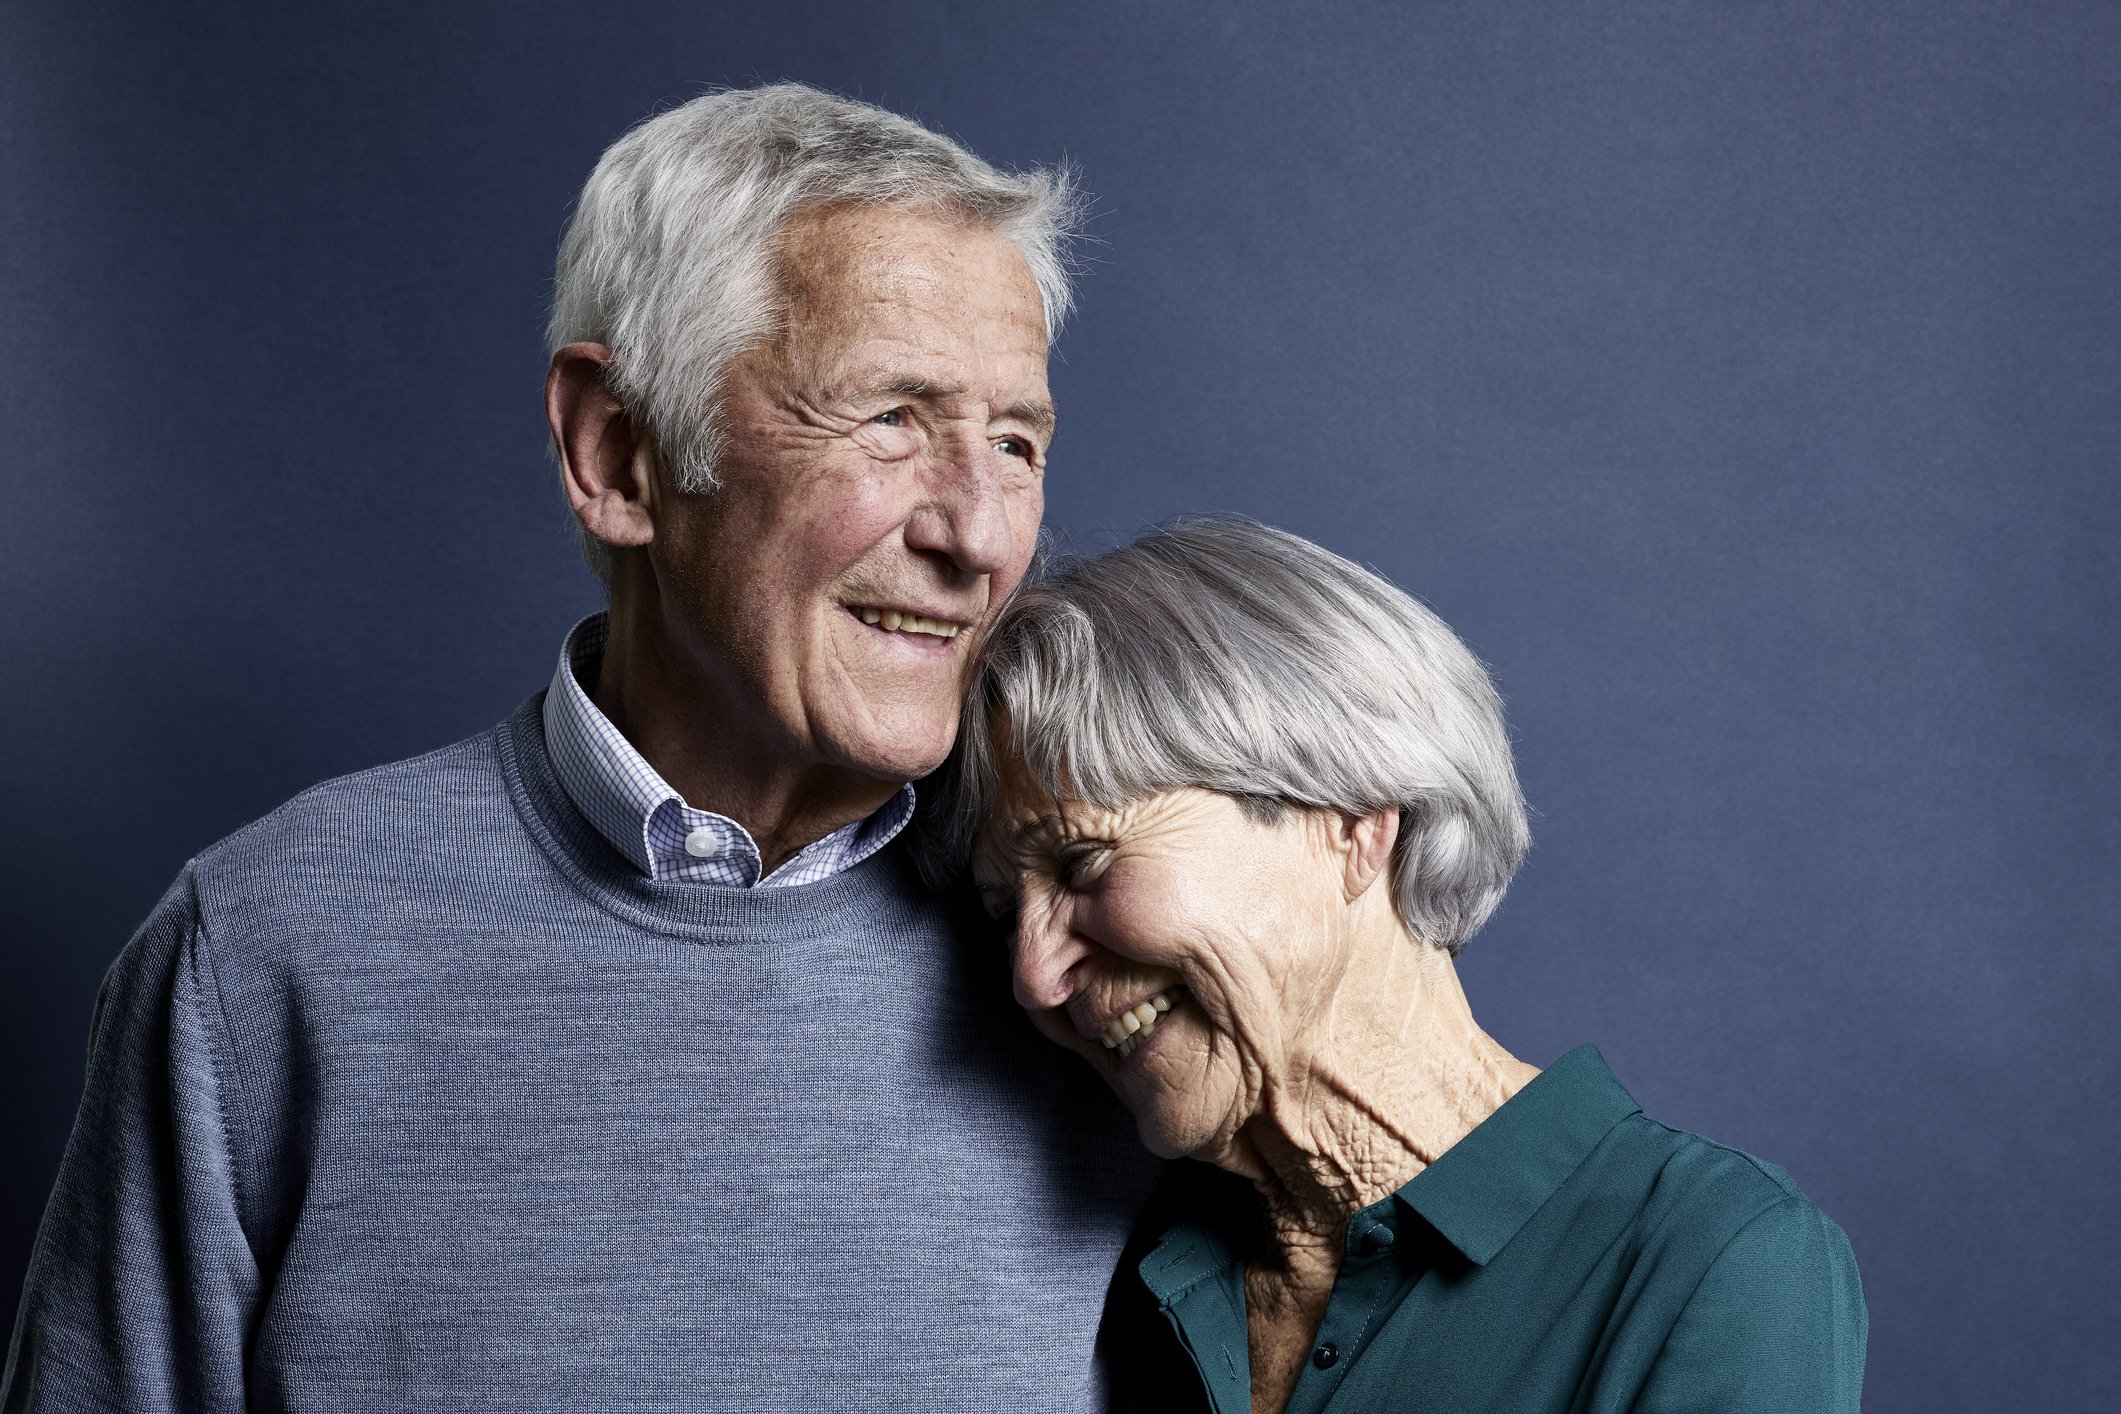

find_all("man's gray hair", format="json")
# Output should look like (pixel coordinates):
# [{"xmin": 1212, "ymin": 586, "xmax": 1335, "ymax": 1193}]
[
  {"xmin": 549, "ymin": 83, "xmax": 1083, "ymax": 578},
  {"xmin": 926, "ymin": 517, "xmax": 1530, "ymax": 954}
]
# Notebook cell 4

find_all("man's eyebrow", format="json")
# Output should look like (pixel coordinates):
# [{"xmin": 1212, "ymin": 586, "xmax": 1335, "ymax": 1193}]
[
  {"xmin": 844, "ymin": 375, "xmax": 1056, "ymax": 436},
  {"xmin": 1003, "ymin": 399, "xmax": 1057, "ymax": 436},
  {"xmin": 827, "ymin": 372, "xmax": 940, "ymax": 405}
]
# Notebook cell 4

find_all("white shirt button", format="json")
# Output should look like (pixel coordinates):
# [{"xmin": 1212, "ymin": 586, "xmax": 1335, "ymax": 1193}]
[{"xmin": 683, "ymin": 827, "xmax": 721, "ymax": 859}]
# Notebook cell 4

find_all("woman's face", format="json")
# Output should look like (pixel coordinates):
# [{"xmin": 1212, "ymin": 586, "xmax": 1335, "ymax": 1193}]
[{"xmin": 973, "ymin": 758, "xmax": 1369, "ymax": 1162}]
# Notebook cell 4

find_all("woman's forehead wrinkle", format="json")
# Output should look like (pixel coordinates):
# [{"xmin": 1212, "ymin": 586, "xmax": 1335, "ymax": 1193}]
[
  {"xmin": 978, "ymin": 793, "xmax": 1063, "ymax": 866},
  {"xmin": 1009, "ymin": 810, "xmax": 1067, "ymax": 853}
]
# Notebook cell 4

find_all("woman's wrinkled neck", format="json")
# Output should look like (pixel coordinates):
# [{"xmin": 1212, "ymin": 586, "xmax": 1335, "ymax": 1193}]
[{"xmin": 1225, "ymin": 915, "xmax": 1538, "ymax": 1262}]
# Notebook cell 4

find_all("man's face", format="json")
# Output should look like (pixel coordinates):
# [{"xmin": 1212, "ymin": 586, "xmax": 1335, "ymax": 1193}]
[{"xmin": 643, "ymin": 203, "xmax": 1052, "ymax": 785}]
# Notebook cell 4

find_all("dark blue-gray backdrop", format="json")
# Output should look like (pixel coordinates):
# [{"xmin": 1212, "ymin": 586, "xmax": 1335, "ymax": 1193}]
[{"xmin": 5, "ymin": 2, "xmax": 2116, "ymax": 1408}]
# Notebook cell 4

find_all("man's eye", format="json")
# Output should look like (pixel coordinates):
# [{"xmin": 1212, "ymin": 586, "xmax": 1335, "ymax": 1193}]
[
  {"xmin": 872, "ymin": 408, "xmax": 906, "ymax": 427},
  {"xmin": 995, "ymin": 436, "xmax": 1033, "ymax": 460}
]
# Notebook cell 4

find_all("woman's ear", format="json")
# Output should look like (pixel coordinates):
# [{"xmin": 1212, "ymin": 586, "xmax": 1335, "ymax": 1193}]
[{"xmin": 1341, "ymin": 806, "xmax": 1401, "ymax": 903}]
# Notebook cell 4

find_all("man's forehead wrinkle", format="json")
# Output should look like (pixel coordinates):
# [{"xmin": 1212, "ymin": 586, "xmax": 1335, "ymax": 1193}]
[
  {"xmin": 771, "ymin": 236, "xmax": 970, "ymax": 352},
  {"xmin": 776, "ymin": 202, "xmax": 1042, "ymax": 316}
]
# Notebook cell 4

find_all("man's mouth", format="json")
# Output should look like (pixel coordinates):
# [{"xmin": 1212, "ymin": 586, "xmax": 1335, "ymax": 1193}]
[
  {"xmin": 1100, "ymin": 986, "xmax": 1186, "ymax": 1061},
  {"xmin": 847, "ymin": 605, "xmax": 966, "ymax": 639}
]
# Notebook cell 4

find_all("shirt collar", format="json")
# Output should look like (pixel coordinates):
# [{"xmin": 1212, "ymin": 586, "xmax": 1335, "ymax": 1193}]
[
  {"xmin": 1137, "ymin": 1046, "xmax": 1640, "ymax": 1284},
  {"xmin": 540, "ymin": 612, "xmax": 915, "ymax": 885},
  {"xmin": 1396, "ymin": 1043, "xmax": 1641, "ymax": 1265}
]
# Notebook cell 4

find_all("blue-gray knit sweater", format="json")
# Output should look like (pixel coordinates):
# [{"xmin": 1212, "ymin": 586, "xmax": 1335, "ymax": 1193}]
[{"xmin": 3, "ymin": 697, "xmax": 1158, "ymax": 1412}]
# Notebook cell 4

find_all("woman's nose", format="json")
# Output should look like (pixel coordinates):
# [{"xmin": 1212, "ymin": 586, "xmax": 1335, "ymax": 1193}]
[{"xmin": 1010, "ymin": 905, "xmax": 1089, "ymax": 1012}]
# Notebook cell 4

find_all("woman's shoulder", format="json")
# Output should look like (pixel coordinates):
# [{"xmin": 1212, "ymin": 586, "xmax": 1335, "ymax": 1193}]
[
  {"xmin": 1587, "ymin": 1117, "xmax": 1868, "ymax": 1409},
  {"xmin": 1594, "ymin": 1109, "xmax": 1861, "ymax": 1288}
]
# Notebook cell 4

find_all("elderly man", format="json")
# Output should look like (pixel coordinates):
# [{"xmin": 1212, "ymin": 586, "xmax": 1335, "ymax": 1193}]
[{"xmin": 3, "ymin": 86, "xmax": 1154, "ymax": 1411}]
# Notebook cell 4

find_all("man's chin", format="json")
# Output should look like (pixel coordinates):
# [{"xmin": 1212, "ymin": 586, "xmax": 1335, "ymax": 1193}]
[{"xmin": 817, "ymin": 723, "xmax": 957, "ymax": 788}]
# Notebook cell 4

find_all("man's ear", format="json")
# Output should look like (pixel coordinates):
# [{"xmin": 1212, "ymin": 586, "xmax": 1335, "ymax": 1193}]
[
  {"xmin": 1341, "ymin": 806, "xmax": 1402, "ymax": 904},
  {"xmin": 546, "ymin": 343, "xmax": 657, "ymax": 550}
]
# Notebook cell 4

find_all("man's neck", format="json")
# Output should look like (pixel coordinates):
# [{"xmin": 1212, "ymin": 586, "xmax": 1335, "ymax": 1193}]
[{"xmin": 589, "ymin": 612, "xmax": 903, "ymax": 876}]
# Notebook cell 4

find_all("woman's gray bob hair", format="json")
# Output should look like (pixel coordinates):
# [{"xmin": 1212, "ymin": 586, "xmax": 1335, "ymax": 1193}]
[{"xmin": 926, "ymin": 517, "xmax": 1530, "ymax": 954}]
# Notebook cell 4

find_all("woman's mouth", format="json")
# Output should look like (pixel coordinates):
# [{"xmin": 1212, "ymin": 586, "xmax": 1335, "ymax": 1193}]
[{"xmin": 1101, "ymin": 986, "xmax": 1186, "ymax": 1061}]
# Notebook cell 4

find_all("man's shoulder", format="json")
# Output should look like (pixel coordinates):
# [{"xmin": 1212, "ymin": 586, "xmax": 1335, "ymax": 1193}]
[
  {"xmin": 202, "ymin": 721, "xmax": 511, "ymax": 866},
  {"xmin": 185, "ymin": 706, "xmax": 539, "ymax": 939}
]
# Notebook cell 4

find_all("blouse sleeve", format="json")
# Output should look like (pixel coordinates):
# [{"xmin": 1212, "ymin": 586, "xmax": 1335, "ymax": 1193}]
[{"xmin": 1633, "ymin": 1194, "xmax": 1868, "ymax": 1414}]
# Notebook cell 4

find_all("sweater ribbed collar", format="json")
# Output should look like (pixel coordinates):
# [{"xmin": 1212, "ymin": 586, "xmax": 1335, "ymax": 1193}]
[{"xmin": 495, "ymin": 694, "xmax": 932, "ymax": 942}]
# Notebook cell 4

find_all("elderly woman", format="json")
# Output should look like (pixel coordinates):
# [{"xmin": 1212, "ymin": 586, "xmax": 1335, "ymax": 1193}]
[{"xmin": 927, "ymin": 518, "xmax": 1866, "ymax": 1414}]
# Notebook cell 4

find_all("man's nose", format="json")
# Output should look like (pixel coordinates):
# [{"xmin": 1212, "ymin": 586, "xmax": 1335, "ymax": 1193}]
[{"xmin": 904, "ymin": 435, "xmax": 1017, "ymax": 576}]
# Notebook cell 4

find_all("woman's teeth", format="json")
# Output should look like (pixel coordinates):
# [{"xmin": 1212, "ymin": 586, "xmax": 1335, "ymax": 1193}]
[
  {"xmin": 855, "ymin": 607, "xmax": 961, "ymax": 638},
  {"xmin": 1103, "ymin": 989, "xmax": 1181, "ymax": 1060}
]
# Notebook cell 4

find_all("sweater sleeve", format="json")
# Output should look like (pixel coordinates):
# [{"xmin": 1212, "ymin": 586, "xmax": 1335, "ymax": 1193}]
[
  {"xmin": 1632, "ymin": 1194, "xmax": 1868, "ymax": 1414},
  {"xmin": 2, "ymin": 870, "xmax": 262, "ymax": 1413}
]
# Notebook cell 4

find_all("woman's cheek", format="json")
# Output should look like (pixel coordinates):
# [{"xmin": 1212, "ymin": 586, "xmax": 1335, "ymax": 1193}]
[
  {"xmin": 1101, "ymin": 876, "xmax": 1201, "ymax": 963},
  {"xmin": 1028, "ymin": 1008, "xmax": 1080, "ymax": 1054}
]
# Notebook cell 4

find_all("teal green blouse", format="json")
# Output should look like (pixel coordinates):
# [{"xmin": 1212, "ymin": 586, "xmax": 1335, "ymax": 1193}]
[{"xmin": 1101, "ymin": 1046, "xmax": 1866, "ymax": 1413}]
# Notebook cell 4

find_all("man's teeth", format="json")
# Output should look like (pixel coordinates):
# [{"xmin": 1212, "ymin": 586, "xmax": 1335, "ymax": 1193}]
[
  {"xmin": 855, "ymin": 607, "xmax": 961, "ymax": 638},
  {"xmin": 1102, "ymin": 989, "xmax": 1180, "ymax": 1060}
]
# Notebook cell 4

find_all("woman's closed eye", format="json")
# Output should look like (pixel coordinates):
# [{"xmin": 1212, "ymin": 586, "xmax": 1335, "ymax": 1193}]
[
  {"xmin": 971, "ymin": 834, "xmax": 1113, "ymax": 926},
  {"xmin": 1058, "ymin": 842, "xmax": 1115, "ymax": 892}
]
